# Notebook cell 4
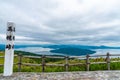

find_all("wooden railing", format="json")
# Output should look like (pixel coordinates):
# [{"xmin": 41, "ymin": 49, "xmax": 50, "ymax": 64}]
[{"xmin": 0, "ymin": 52, "xmax": 120, "ymax": 72}]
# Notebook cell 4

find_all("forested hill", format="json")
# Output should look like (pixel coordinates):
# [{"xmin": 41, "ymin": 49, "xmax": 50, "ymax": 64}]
[
  {"xmin": 50, "ymin": 47, "xmax": 96, "ymax": 56},
  {"xmin": 1, "ymin": 44, "xmax": 120, "ymax": 50}
]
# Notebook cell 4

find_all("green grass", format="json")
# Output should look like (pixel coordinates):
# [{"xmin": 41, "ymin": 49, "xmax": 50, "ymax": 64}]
[{"xmin": 1, "ymin": 50, "xmax": 120, "ymax": 73}]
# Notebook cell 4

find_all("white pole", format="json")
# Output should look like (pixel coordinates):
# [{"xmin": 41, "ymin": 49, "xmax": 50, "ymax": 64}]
[{"xmin": 3, "ymin": 22, "xmax": 15, "ymax": 76}]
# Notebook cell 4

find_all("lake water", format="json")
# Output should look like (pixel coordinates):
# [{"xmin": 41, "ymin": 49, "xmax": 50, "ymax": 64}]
[
  {"xmin": 92, "ymin": 49, "xmax": 120, "ymax": 58},
  {"xmin": 93, "ymin": 49, "xmax": 120, "ymax": 55},
  {"xmin": 15, "ymin": 47, "xmax": 65, "ymax": 56},
  {"xmin": 16, "ymin": 47, "xmax": 120, "ymax": 57}
]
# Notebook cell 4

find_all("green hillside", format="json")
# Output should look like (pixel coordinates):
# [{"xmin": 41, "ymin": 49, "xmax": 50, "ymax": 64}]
[
  {"xmin": 0, "ymin": 50, "xmax": 120, "ymax": 73},
  {"xmin": 50, "ymin": 47, "xmax": 96, "ymax": 56}
]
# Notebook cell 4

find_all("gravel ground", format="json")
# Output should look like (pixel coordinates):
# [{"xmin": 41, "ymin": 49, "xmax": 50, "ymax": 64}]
[{"xmin": 0, "ymin": 71, "xmax": 120, "ymax": 80}]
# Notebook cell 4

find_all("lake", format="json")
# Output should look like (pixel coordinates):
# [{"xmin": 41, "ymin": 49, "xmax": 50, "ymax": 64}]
[
  {"xmin": 16, "ymin": 47, "xmax": 120, "ymax": 57},
  {"xmin": 93, "ymin": 49, "xmax": 120, "ymax": 55}
]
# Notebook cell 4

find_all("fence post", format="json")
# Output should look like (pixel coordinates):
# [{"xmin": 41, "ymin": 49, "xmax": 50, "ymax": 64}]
[
  {"xmin": 106, "ymin": 52, "xmax": 110, "ymax": 70},
  {"xmin": 65, "ymin": 56, "xmax": 69, "ymax": 71},
  {"xmin": 42, "ymin": 55, "xmax": 45, "ymax": 72},
  {"xmin": 18, "ymin": 53, "xmax": 22, "ymax": 72},
  {"xmin": 86, "ymin": 54, "xmax": 90, "ymax": 71}
]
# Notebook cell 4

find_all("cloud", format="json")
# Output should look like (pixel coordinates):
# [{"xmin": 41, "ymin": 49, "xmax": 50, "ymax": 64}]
[{"xmin": 0, "ymin": 0, "xmax": 120, "ymax": 46}]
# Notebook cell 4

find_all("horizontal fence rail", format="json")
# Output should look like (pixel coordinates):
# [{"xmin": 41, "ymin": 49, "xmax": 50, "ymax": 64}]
[{"xmin": 0, "ymin": 52, "xmax": 120, "ymax": 72}]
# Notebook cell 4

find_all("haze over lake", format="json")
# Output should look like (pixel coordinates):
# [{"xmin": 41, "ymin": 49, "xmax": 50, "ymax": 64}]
[{"xmin": 16, "ymin": 47, "xmax": 120, "ymax": 56}]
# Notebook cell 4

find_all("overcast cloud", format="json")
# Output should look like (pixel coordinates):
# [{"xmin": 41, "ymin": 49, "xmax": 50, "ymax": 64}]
[{"xmin": 0, "ymin": 0, "xmax": 120, "ymax": 46}]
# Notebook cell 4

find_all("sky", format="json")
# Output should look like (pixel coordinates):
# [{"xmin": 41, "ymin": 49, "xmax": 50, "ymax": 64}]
[{"xmin": 0, "ymin": 0, "xmax": 120, "ymax": 46}]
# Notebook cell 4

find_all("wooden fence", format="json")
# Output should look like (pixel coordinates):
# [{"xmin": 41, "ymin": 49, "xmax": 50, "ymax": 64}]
[{"xmin": 1, "ymin": 52, "xmax": 120, "ymax": 72}]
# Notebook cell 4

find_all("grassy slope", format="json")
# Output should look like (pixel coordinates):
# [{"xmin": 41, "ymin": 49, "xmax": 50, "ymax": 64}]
[{"xmin": 0, "ymin": 51, "xmax": 120, "ymax": 73}]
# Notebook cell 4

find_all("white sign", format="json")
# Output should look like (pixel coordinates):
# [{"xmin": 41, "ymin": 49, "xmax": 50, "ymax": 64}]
[{"xmin": 3, "ymin": 22, "xmax": 15, "ymax": 76}]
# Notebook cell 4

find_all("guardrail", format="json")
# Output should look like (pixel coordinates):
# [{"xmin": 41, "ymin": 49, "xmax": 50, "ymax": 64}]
[{"xmin": 0, "ymin": 53, "xmax": 120, "ymax": 72}]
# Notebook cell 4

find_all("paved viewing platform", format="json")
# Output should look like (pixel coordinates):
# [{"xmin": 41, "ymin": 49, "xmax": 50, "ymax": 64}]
[{"xmin": 0, "ymin": 71, "xmax": 120, "ymax": 80}]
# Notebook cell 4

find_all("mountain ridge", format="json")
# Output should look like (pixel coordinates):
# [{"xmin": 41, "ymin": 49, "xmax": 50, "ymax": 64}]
[{"xmin": 0, "ymin": 44, "xmax": 120, "ymax": 50}]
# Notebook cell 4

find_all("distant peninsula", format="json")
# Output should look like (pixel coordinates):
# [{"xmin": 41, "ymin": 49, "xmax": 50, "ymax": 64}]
[{"xmin": 50, "ymin": 47, "xmax": 96, "ymax": 56}]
